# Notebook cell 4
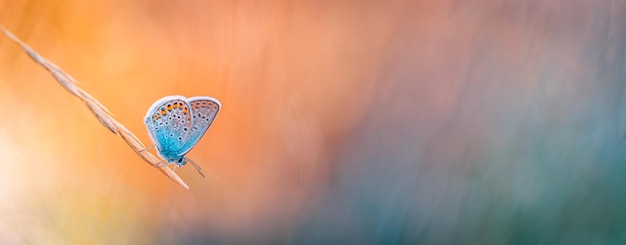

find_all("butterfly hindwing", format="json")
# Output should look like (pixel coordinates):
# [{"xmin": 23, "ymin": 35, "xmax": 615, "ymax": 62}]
[{"xmin": 179, "ymin": 96, "xmax": 221, "ymax": 154}]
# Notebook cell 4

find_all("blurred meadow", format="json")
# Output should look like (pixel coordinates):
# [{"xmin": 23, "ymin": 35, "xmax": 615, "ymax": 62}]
[{"xmin": 1, "ymin": 0, "xmax": 626, "ymax": 244}]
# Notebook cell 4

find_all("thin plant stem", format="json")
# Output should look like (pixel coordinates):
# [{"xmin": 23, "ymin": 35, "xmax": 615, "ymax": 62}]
[{"xmin": 0, "ymin": 25, "xmax": 190, "ymax": 190}]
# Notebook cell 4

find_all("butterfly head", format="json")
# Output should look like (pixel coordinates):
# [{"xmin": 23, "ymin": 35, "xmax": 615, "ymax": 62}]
[{"xmin": 174, "ymin": 157, "xmax": 187, "ymax": 166}]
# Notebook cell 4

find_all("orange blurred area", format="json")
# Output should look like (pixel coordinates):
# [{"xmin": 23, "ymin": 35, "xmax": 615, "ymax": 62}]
[
  {"xmin": 3, "ymin": 0, "xmax": 626, "ymax": 244},
  {"xmin": 0, "ymin": 0, "xmax": 391, "ymax": 243}
]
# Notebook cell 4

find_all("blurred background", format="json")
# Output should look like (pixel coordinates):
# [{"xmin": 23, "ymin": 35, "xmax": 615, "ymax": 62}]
[{"xmin": 1, "ymin": 0, "xmax": 626, "ymax": 244}]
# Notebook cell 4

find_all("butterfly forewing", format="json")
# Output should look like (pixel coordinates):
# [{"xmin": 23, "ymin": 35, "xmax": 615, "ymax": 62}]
[
  {"xmin": 144, "ymin": 96, "xmax": 193, "ymax": 158},
  {"xmin": 180, "ymin": 96, "xmax": 221, "ymax": 154}
]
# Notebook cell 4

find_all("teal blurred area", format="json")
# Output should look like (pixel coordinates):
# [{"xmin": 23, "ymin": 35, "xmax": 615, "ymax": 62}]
[{"xmin": 2, "ymin": 0, "xmax": 626, "ymax": 244}]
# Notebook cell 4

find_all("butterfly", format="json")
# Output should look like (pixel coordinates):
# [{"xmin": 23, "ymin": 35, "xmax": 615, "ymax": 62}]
[{"xmin": 144, "ymin": 95, "xmax": 221, "ymax": 177}]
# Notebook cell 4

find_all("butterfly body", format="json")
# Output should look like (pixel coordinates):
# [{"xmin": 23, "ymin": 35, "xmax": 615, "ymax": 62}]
[{"xmin": 144, "ymin": 95, "xmax": 220, "ymax": 169}]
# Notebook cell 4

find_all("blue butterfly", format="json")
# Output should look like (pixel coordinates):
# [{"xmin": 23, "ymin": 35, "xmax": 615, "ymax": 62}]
[{"xmin": 144, "ymin": 95, "xmax": 221, "ymax": 177}]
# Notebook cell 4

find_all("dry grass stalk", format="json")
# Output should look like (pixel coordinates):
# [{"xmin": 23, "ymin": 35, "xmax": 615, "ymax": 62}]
[{"xmin": 0, "ymin": 25, "xmax": 190, "ymax": 189}]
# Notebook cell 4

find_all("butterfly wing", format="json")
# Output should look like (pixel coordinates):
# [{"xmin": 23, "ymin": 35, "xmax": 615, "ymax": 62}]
[
  {"xmin": 144, "ymin": 95, "xmax": 193, "ymax": 160},
  {"xmin": 179, "ymin": 96, "xmax": 221, "ymax": 155}
]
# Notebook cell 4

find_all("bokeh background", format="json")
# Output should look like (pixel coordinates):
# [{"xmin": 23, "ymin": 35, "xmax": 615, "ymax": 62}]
[{"xmin": 1, "ymin": 0, "xmax": 626, "ymax": 244}]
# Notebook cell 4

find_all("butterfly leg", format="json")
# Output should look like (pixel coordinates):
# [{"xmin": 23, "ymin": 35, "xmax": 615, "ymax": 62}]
[
  {"xmin": 155, "ymin": 158, "xmax": 170, "ymax": 168},
  {"xmin": 139, "ymin": 145, "xmax": 156, "ymax": 153}
]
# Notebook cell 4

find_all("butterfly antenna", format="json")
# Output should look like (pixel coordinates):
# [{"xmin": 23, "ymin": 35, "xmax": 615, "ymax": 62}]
[{"xmin": 186, "ymin": 158, "xmax": 205, "ymax": 178}]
